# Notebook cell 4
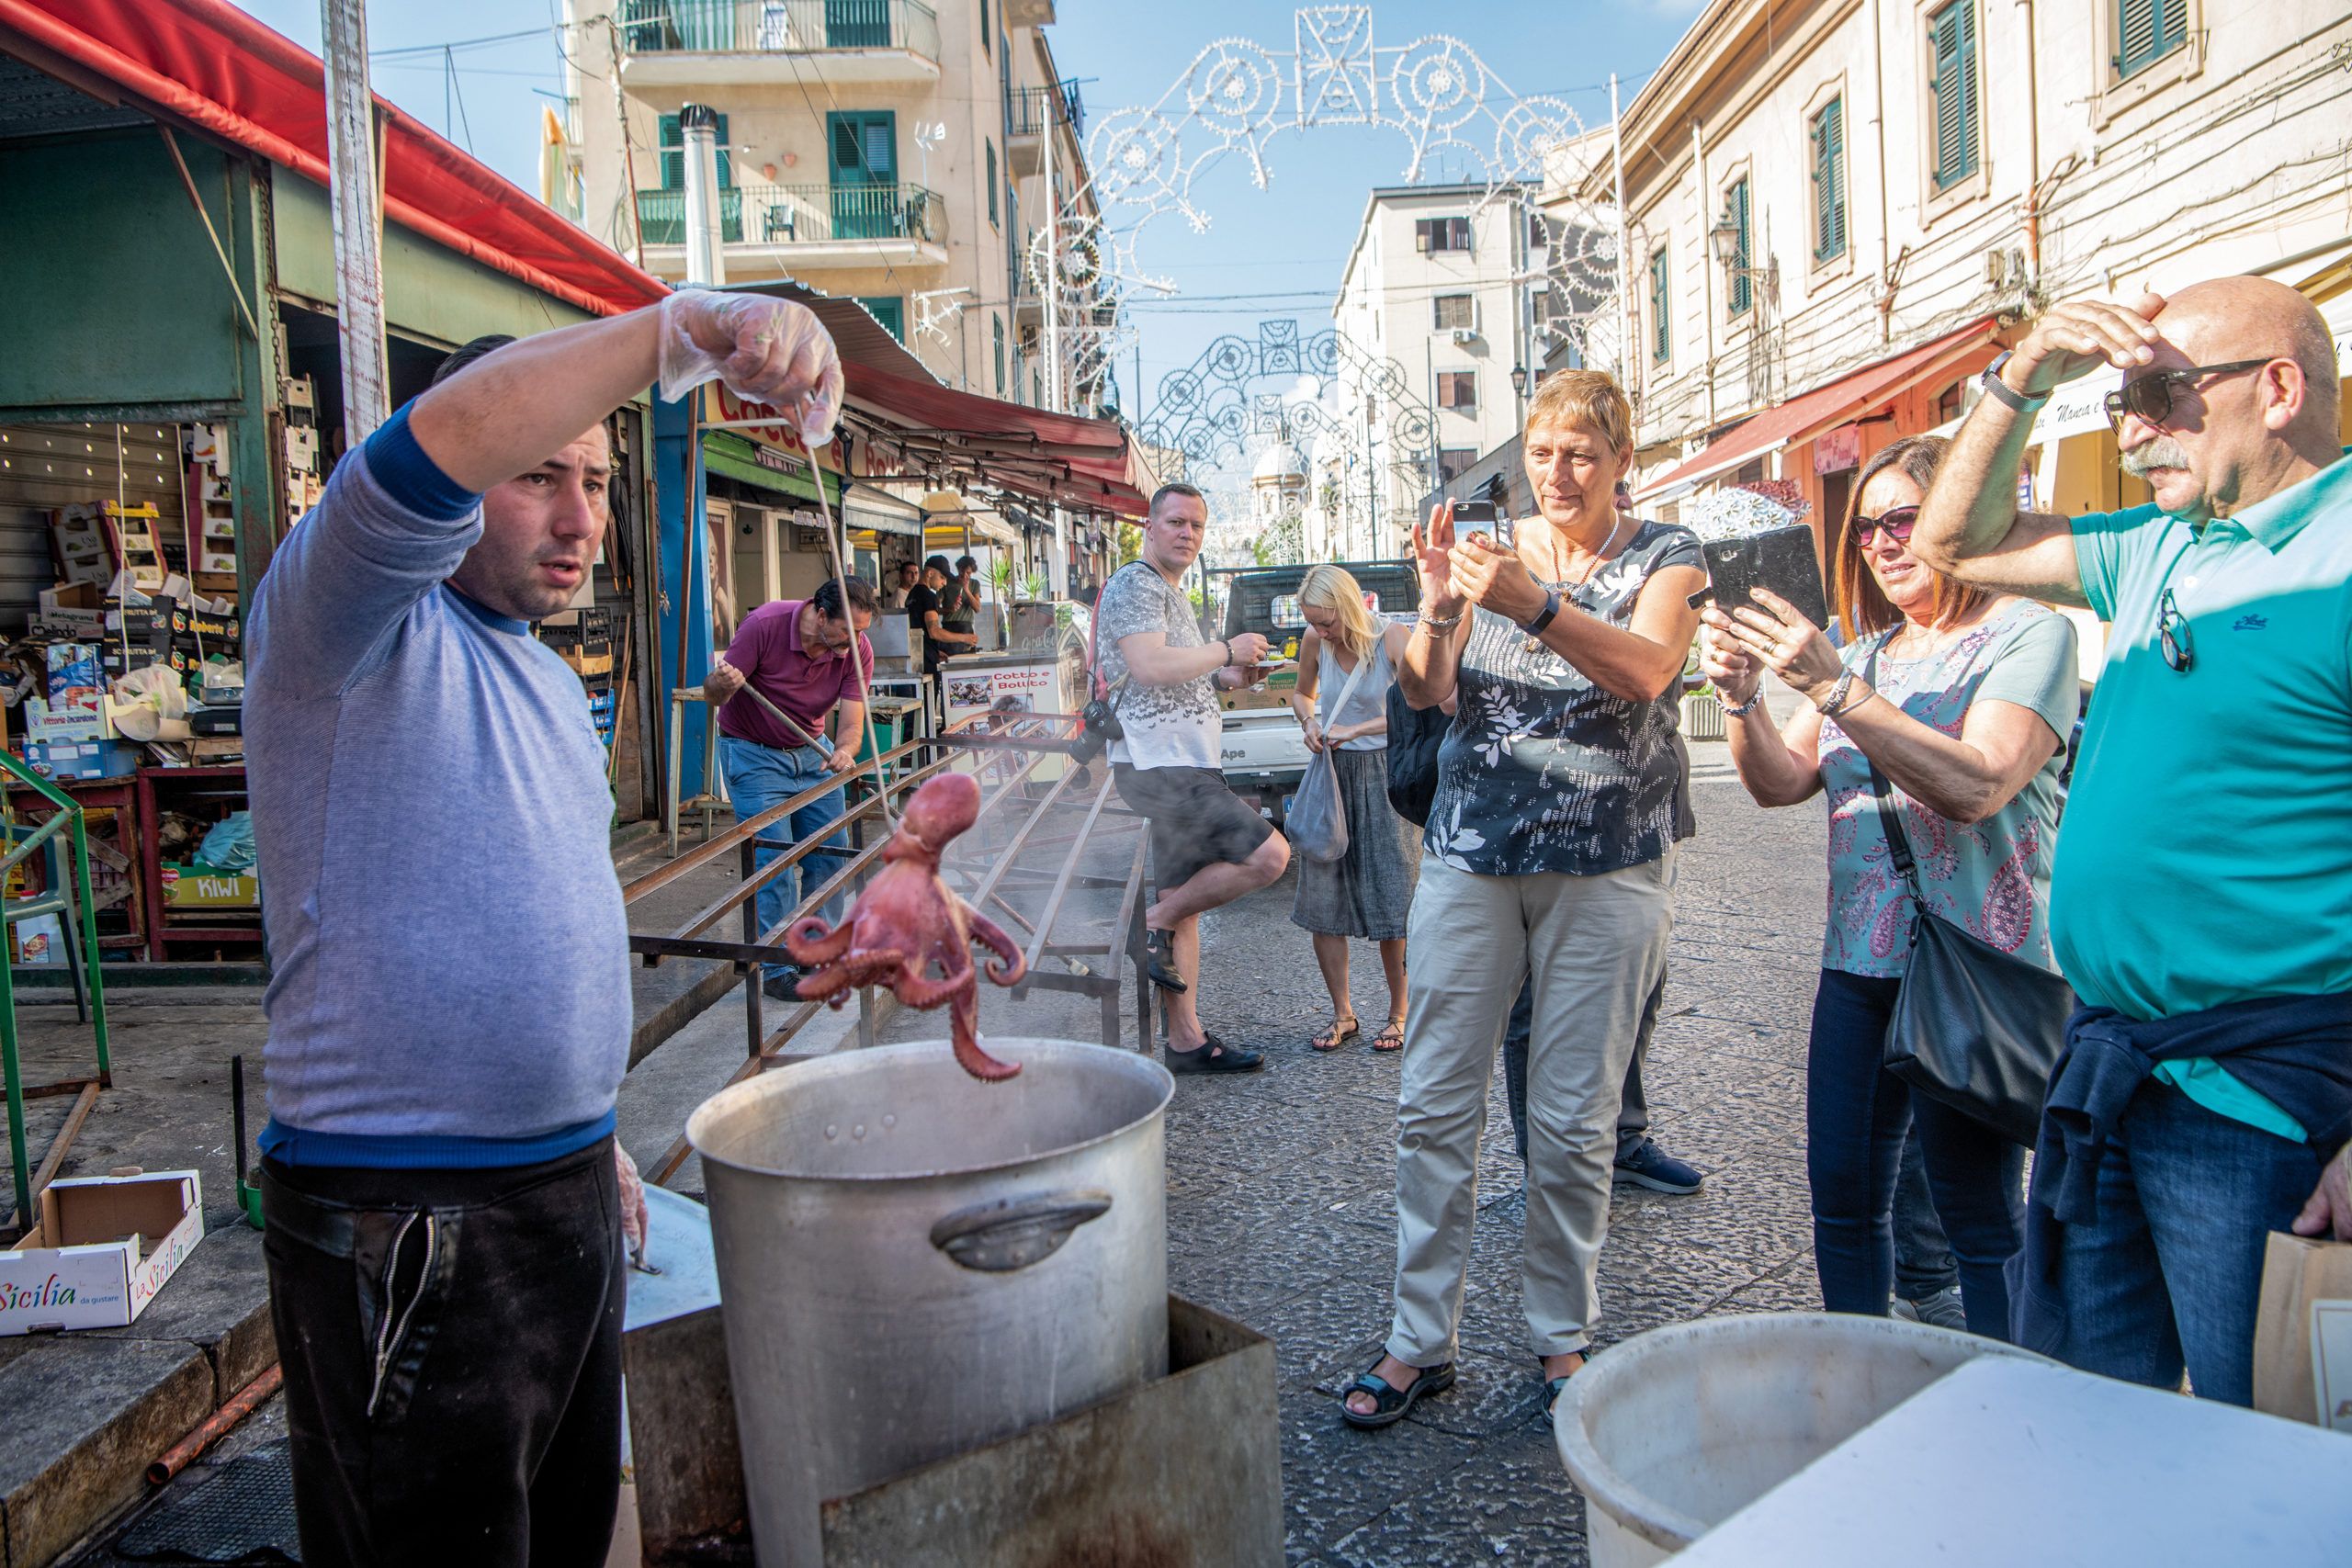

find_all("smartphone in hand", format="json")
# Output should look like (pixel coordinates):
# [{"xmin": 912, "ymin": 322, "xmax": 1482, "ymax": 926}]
[{"xmin": 1453, "ymin": 498, "xmax": 1513, "ymax": 549}]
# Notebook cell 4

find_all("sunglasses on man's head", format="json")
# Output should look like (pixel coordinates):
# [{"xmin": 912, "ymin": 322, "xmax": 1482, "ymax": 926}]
[
  {"xmin": 1854, "ymin": 505, "xmax": 1920, "ymax": 544},
  {"xmin": 2104, "ymin": 359, "xmax": 2274, "ymax": 432}
]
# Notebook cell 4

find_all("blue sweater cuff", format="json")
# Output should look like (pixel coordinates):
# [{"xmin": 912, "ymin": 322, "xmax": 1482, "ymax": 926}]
[{"xmin": 363, "ymin": 401, "xmax": 481, "ymax": 522}]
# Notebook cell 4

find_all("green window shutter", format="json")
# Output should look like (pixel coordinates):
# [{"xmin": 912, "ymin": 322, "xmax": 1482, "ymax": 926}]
[
  {"xmin": 2117, "ymin": 0, "xmax": 2188, "ymax": 77},
  {"xmin": 1930, "ymin": 3, "xmax": 1981, "ymax": 190},
  {"xmin": 987, "ymin": 141, "xmax": 999, "ymax": 226},
  {"xmin": 1650, "ymin": 249, "xmax": 1670, "ymax": 363},
  {"xmin": 860, "ymin": 298, "xmax": 904, "ymax": 343},
  {"xmin": 994, "ymin": 314, "xmax": 1005, "ymax": 397},
  {"xmin": 1813, "ymin": 98, "xmax": 1847, "ymax": 263},
  {"xmin": 1729, "ymin": 179, "xmax": 1752, "ymax": 316},
  {"xmin": 659, "ymin": 113, "xmax": 681, "ymax": 190},
  {"xmin": 716, "ymin": 112, "xmax": 731, "ymax": 188}
]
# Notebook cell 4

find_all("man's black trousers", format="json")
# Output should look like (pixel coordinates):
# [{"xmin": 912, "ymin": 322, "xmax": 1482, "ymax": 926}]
[{"xmin": 260, "ymin": 1138, "xmax": 626, "ymax": 1566}]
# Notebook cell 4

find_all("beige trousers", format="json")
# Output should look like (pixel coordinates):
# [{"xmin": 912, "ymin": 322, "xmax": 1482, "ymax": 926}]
[{"xmin": 1385, "ymin": 848, "xmax": 1677, "ymax": 1366}]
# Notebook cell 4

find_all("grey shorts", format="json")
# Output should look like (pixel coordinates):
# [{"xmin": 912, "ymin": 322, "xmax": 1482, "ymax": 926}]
[{"xmin": 1113, "ymin": 763, "xmax": 1274, "ymax": 895}]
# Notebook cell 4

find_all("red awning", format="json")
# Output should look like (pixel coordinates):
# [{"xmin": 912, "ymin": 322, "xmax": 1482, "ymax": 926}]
[
  {"xmin": 842, "ymin": 363, "xmax": 1152, "ymax": 518},
  {"xmin": 1634, "ymin": 318, "xmax": 1998, "ymax": 502},
  {"xmin": 0, "ymin": 0, "xmax": 668, "ymax": 319}
]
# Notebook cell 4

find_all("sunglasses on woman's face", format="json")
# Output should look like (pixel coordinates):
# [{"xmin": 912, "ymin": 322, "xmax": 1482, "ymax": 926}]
[
  {"xmin": 1854, "ymin": 505, "xmax": 1920, "ymax": 545},
  {"xmin": 2103, "ymin": 359, "xmax": 2274, "ymax": 432}
]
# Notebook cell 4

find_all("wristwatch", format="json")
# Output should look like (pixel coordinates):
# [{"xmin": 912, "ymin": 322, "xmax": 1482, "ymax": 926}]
[
  {"xmin": 1979, "ymin": 351, "xmax": 2049, "ymax": 414},
  {"xmin": 1519, "ymin": 590, "xmax": 1562, "ymax": 638}
]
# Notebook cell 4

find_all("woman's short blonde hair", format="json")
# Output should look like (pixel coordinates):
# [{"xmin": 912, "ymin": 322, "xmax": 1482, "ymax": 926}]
[
  {"xmin": 1523, "ymin": 369, "xmax": 1634, "ymax": 456},
  {"xmin": 1299, "ymin": 563, "xmax": 1377, "ymax": 666}
]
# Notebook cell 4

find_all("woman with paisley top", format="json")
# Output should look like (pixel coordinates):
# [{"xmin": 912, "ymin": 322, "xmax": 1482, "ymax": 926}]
[
  {"xmin": 1700, "ymin": 434, "xmax": 2078, "ymax": 1337},
  {"xmin": 1343, "ymin": 371, "xmax": 1707, "ymax": 1432}
]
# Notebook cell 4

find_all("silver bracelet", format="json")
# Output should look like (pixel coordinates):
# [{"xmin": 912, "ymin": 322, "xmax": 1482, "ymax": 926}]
[
  {"xmin": 1720, "ymin": 690, "xmax": 1764, "ymax": 717},
  {"xmin": 1815, "ymin": 671, "xmax": 1866, "ymax": 718},
  {"xmin": 1417, "ymin": 610, "xmax": 1464, "ymax": 631}
]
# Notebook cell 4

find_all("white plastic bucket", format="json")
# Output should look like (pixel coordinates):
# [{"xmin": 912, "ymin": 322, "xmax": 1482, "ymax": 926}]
[{"xmin": 1553, "ymin": 1312, "xmax": 2055, "ymax": 1566}]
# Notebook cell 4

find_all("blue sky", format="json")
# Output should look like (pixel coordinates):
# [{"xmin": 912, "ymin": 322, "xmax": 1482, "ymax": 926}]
[{"xmin": 227, "ymin": 2, "xmax": 1702, "ymax": 417}]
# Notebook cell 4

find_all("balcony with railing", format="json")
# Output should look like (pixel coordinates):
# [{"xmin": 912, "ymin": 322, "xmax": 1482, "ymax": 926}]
[
  {"xmin": 636, "ymin": 182, "xmax": 947, "ymax": 267},
  {"xmin": 1005, "ymin": 81, "xmax": 1083, "ymax": 176},
  {"xmin": 618, "ymin": 0, "xmax": 942, "ymax": 85}
]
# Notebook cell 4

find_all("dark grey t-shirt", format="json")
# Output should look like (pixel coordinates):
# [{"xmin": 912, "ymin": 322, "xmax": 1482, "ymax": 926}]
[{"xmin": 1425, "ymin": 520, "xmax": 1703, "ymax": 876}]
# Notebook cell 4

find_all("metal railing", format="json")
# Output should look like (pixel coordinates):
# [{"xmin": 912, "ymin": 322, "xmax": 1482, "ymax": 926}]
[
  {"xmin": 1008, "ymin": 82, "xmax": 1084, "ymax": 140},
  {"xmin": 619, "ymin": 0, "xmax": 941, "ymax": 61},
  {"xmin": 639, "ymin": 182, "xmax": 946, "ymax": 248},
  {"xmin": 634, "ymin": 187, "xmax": 744, "ymax": 246}
]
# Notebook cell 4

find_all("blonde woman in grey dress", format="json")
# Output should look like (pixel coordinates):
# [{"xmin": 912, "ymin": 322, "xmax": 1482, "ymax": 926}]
[{"xmin": 1288, "ymin": 564, "xmax": 1420, "ymax": 1053}]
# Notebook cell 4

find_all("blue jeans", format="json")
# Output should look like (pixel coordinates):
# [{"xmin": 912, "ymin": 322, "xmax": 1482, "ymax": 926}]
[
  {"xmin": 1808, "ymin": 968, "xmax": 2025, "ymax": 1338},
  {"xmin": 717, "ymin": 734, "xmax": 853, "ymax": 939},
  {"xmin": 1894, "ymin": 1124, "xmax": 1960, "ymax": 1301},
  {"xmin": 2045, "ymin": 1077, "xmax": 2324, "ymax": 1406}
]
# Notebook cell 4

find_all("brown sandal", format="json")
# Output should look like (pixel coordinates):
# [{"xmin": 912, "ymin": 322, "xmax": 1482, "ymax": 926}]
[
  {"xmin": 1370, "ymin": 1016, "xmax": 1407, "ymax": 1052},
  {"xmin": 1312, "ymin": 1015, "xmax": 1361, "ymax": 1052}
]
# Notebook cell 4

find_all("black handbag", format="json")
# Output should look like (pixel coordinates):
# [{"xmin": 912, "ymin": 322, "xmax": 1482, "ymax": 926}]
[
  {"xmin": 1071, "ymin": 566, "xmax": 1139, "ymax": 764},
  {"xmin": 1864, "ymin": 638, "xmax": 2073, "ymax": 1147},
  {"xmin": 1384, "ymin": 679, "xmax": 1448, "ymax": 829}
]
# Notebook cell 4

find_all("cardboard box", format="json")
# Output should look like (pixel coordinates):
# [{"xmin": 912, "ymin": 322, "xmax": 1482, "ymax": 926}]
[
  {"xmin": 0, "ymin": 1170, "xmax": 205, "ymax": 1335},
  {"xmin": 19, "ymin": 738, "xmax": 139, "ymax": 782},
  {"xmin": 2254, "ymin": 1230, "xmax": 2352, "ymax": 1430},
  {"xmin": 162, "ymin": 862, "xmax": 259, "ymax": 909},
  {"xmin": 20, "ymin": 697, "xmax": 107, "ymax": 743}
]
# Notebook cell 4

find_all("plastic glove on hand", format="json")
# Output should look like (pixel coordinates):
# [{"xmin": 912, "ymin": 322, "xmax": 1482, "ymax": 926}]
[{"xmin": 657, "ymin": 291, "xmax": 844, "ymax": 447}]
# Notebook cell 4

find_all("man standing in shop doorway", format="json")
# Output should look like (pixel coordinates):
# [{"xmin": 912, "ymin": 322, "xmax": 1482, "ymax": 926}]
[
  {"xmin": 906, "ymin": 553, "xmax": 978, "ymax": 726},
  {"xmin": 246, "ymin": 294, "xmax": 842, "ymax": 1562}
]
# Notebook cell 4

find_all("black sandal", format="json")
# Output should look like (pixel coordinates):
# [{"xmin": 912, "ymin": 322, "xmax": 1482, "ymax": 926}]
[
  {"xmin": 1541, "ymin": 1348, "xmax": 1594, "ymax": 1429},
  {"xmin": 1142, "ymin": 930, "xmax": 1189, "ymax": 994},
  {"xmin": 1340, "ymin": 1360, "xmax": 1454, "ymax": 1429}
]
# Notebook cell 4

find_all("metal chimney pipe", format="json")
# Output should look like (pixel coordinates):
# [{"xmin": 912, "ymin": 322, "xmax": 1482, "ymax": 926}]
[{"xmin": 680, "ymin": 103, "xmax": 727, "ymax": 287}]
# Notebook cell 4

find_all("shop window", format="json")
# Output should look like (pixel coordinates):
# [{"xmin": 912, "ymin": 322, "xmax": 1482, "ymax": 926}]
[
  {"xmin": 1928, "ymin": 1, "xmax": 1982, "ymax": 194},
  {"xmin": 1435, "ymin": 372, "xmax": 1477, "ymax": 412},
  {"xmin": 1432, "ymin": 294, "xmax": 1475, "ymax": 332},
  {"xmin": 1811, "ymin": 97, "xmax": 1848, "ymax": 264},
  {"xmin": 1935, "ymin": 378, "xmax": 1964, "ymax": 424},
  {"xmin": 2115, "ymin": 0, "xmax": 2188, "ymax": 78}
]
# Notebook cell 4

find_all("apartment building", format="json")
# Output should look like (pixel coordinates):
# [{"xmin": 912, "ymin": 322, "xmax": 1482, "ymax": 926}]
[
  {"xmin": 1600, "ymin": 0, "xmax": 2351, "ymax": 565},
  {"xmin": 559, "ymin": 0, "xmax": 1111, "ymax": 412},
  {"xmin": 1329, "ymin": 183, "xmax": 1545, "ymax": 557}
]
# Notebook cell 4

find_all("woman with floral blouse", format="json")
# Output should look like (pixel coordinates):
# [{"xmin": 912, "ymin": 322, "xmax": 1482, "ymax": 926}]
[
  {"xmin": 1341, "ymin": 371, "xmax": 1707, "ymax": 1432},
  {"xmin": 1700, "ymin": 434, "xmax": 2077, "ymax": 1339}
]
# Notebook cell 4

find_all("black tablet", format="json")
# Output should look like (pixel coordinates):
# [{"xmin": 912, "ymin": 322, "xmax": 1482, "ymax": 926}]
[{"xmin": 1687, "ymin": 524, "xmax": 1829, "ymax": 630}]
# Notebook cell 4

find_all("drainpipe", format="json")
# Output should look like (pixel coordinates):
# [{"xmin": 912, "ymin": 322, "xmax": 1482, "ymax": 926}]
[
  {"xmin": 1867, "ymin": 0, "xmax": 1894, "ymax": 343},
  {"xmin": 681, "ymin": 103, "xmax": 727, "ymax": 287},
  {"xmin": 1690, "ymin": 117, "xmax": 1717, "ymax": 429},
  {"xmin": 2018, "ymin": 0, "xmax": 2043, "ymax": 286}
]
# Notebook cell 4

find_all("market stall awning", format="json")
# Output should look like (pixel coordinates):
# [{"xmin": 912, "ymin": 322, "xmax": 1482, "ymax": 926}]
[
  {"xmin": 842, "ymin": 363, "xmax": 1153, "ymax": 519},
  {"xmin": 0, "ymin": 0, "xmax": 668, "ymax": 320},
  {"xmin": 700, "ymin": 432, "xmax": 842, "ymax": 507},
  {"xmin": 1634, "ymin": 318, "xmax": 1998, "ymax": 502}
]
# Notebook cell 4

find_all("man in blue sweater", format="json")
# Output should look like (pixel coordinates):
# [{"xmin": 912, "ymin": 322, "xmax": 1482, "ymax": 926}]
[{"xmin": 247, "ymin": 291, "xmax": 841, "ymax": 1563}]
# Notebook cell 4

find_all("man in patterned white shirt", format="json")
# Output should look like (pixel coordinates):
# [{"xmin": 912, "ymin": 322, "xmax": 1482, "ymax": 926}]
[{"xmin": 1095, "ymin": 482, "xmax": 1290, "ymax": 1073}]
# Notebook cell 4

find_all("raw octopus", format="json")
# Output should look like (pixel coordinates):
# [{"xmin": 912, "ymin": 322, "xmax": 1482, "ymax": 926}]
[{"xmin": 786, "ymin": 773, "xmax": 1027, "ymax": 1080}]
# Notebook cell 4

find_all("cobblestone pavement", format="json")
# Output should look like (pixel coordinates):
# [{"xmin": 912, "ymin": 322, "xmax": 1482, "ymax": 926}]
[{"xmin": 876, "ymin": 752, "xmax": 1831, "ymax": 1564}]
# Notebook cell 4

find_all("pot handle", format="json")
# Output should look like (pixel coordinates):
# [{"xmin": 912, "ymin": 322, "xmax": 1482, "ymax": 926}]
[{"xmin": 929, "ymin": 1190, "xmax": 1113, "ymax": 1272}]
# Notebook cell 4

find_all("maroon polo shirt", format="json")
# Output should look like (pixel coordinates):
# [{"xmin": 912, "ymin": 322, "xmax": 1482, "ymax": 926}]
[{"xmin": 715, "ymin": 599, "xmax": 873, "ymax": 750}]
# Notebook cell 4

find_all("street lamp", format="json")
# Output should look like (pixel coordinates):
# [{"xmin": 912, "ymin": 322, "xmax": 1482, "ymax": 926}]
[{"xmin": 1510, "ymin": 365, "xmax": 1528, "ymax": 397}]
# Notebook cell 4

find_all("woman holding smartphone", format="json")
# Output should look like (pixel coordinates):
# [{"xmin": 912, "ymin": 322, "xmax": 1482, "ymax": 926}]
[
  {"xmin": 1343, "ymin": 371, "xmax": 1706, "ymax": 1431},
  {"xmin": 1288, "ymin": 565, "xmax": 1419, "ymax": 1053},
  {"xmin": 1698, "ymin": 434, "xmax": 2077, "ymax": 1337}
]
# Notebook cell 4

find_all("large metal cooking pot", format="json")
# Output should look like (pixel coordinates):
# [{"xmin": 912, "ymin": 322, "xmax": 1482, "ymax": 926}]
[{"xmin": 687, "ymin": 1037, "xmax": 1174, "ymax": 1566}]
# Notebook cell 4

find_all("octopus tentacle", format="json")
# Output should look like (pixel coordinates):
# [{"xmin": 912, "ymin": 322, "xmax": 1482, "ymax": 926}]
[
  {"xmin": 898, "ymin": 965, "xmax": 971, "ymax": 1010},
  {"xmin": 843, "ymin": 949, "xmax": 908, "ymax": 986},
  {"xmin": 948, "ymin": 986, "xmax": 1020, "ymax": 1081},
  {"xmin": 793, "ymin": 963, "xmax": 854, "ymax": 1002},
  {"xmin": 966, "ymin": 910, "xmax": 1027, "ymax": 985},
  {"xmin": 785, "ymin": 917, "xmax": 854, "ymax": 965}
]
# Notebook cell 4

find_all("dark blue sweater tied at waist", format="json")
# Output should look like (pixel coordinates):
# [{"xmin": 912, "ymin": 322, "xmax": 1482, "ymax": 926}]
[{"xmin": 2009, "ymin": 992, "xmax": 2352, "ymax": 1355}]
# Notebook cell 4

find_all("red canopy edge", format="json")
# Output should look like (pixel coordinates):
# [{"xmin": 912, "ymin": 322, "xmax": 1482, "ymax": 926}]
[
  {"xmin": 0, "ymin": 0, "xmax": 669, "ymax": 320},
  {"xmin": 842, "ymin": 362, "xmax": 1151, "ymax": 517},
  {"xmin": 1634, "ymin": 317, "xmax": 1998, "ymax": 502}
]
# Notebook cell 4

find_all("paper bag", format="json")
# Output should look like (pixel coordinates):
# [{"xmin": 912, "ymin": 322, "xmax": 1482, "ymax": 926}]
[{"xmin": 2253, "ymin": 1230, "xmax": 2352, "ymax": 1430}]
